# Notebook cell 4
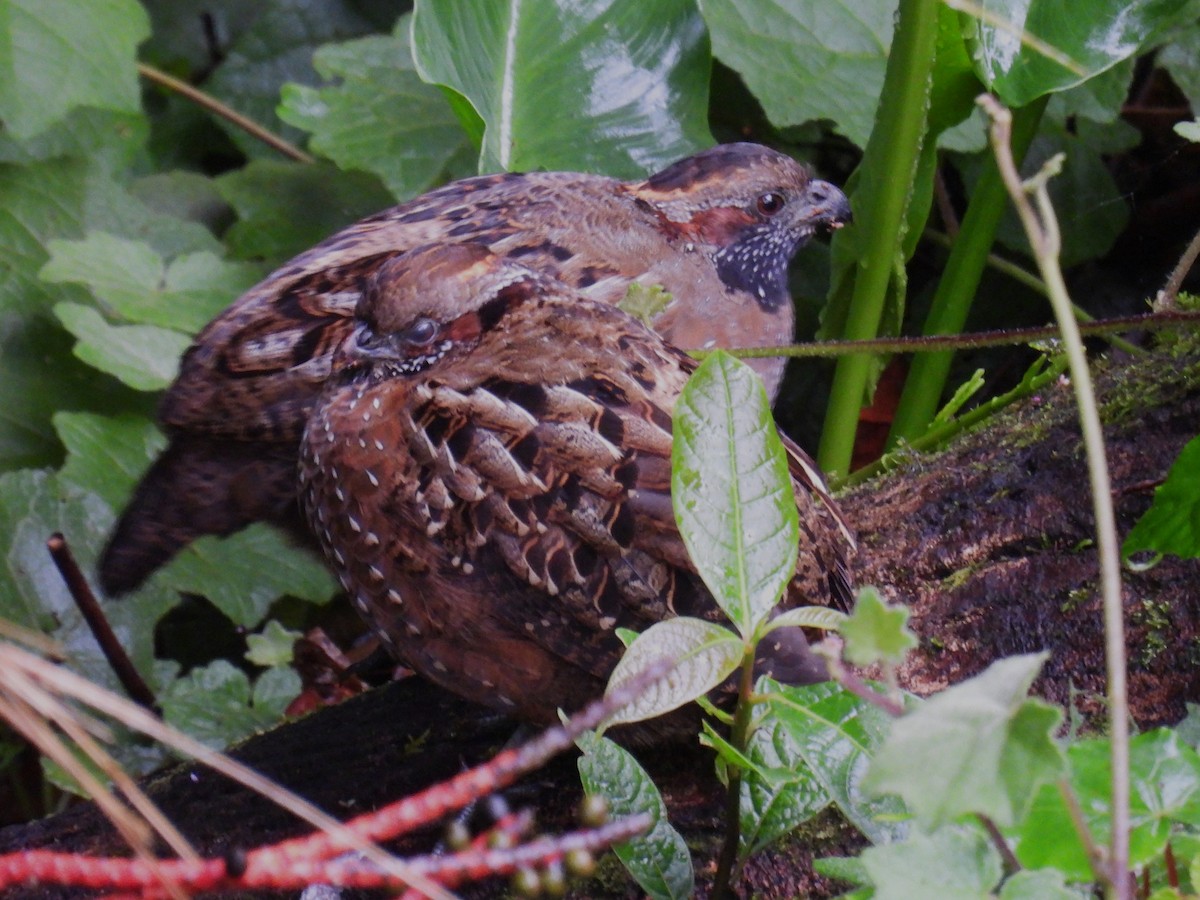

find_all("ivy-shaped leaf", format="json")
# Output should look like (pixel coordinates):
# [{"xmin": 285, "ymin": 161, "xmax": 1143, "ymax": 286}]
[
  {"xmin": 53, "ymin": 302, "xmax": 191, "ymax": 391},
  {"xmin": 839, "ymin": 586, "xmax": 917, "ymax": 667},
  {"xmin": 866, "ymin": 653, "xmax": 1064, "ymax": 829},
  {"xmin": 0, "ymin": 0, "xmax": 149, "ymax": 138},
  {"xmin": 279, "ymin": 18, "xmax": 468, "ymax": 200}
]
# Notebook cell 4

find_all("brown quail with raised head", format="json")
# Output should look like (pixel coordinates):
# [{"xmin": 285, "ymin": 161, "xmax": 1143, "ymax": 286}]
[
  {"xmin": 298, "ymin": 243, "xmax": 854, "ymax": 726},
  {"xmin": 100, "ymin": 143, "xmax": 850, "ymax": 595}
]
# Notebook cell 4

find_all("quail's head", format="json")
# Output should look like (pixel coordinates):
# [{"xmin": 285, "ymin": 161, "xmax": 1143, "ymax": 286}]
[{"xmin": 632, "ymin": 143, "xmax": 851, "ymax": 306}]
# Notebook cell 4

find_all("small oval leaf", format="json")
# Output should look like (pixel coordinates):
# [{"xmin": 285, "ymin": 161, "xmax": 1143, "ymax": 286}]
[
  {"xmin": 672, "ymin": 351, "xmax": 799, "ymax": 637},
  {"xmin": 604, "ymin": 617, "xmax": 743, "ymax": 726},
  {"xmin": 766, "ymin": 606, "xmax": 848, "ymax": 633},
  {"xmin": 577, "ymin": 731, "xmax": 694, "ymax": 899}
]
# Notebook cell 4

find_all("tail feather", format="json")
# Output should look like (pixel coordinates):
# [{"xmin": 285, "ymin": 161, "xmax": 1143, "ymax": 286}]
[{"xmin": 98, "ymin": 437, "xmax": 308, "ymax": 595}]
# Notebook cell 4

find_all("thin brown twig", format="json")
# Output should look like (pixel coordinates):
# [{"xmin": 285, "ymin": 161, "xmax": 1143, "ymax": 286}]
[
  {"xmin": 933, "ymin": 167, "xmax": 960, "ymax": 239},
  {"xmin": 818, "ymin": 638, "xmax": 906, "ymax": 717},
  {"xmin": 1057, "ymin": 778, "xmax": 1113, "ymax": 892},
  {"xmin": 1156, "ymin": 222, "xmax": 1200, "ymax": 309},
  {"xmin": 976, "ymin": 813, "xmax": 1021, "ymax": 875},
  {"xmin": 136, "ymin": 62, "xmax": 315, "ymax": 164},
  {"xmin": 705, "ymin": 309, "xmax": 1200, "ymax": 361},
  {"xmin": 46, "ymin": 533, "xmax": 158, "ymax": 712}
]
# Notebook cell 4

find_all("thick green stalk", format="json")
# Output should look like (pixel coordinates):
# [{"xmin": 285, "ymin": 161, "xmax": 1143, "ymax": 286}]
[
  {"xmin": 816, "ymin": 0, "xmax": 940, "ymax": 478},
  {"xmin": 886, "ymin": 96, "xmax": 1048, "ymax": 448}
]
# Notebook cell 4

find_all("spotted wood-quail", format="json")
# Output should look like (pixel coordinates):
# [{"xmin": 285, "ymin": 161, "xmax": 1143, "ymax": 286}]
[
  {"xmin": 298, "ymin": 243, "xmax": 854, "ymax": 726},
  {"xmin": 100, "ymin": 143, "xmax": 850, "ymax": 595}
]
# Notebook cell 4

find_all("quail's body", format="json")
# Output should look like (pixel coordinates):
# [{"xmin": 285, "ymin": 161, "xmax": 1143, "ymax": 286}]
[
  {"xmin": 298, "ymin": 246, "xmax": 852, "ymax": 724},
  {"xmin": 101, "ymin": 143, "xmax": 850, "ymax": 596}
]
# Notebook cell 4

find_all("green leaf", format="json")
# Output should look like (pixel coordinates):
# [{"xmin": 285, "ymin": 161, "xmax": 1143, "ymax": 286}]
[
  {"xmin": 699, "ymin": 0, "xmax": 893, "ymax": 148},
  {"xmin": 866, "ymin": 653, "xmax": 1064, "ymax": 829},
  {"xmin": 702, "ymin": 721, "xmax": 769, "ymax": 779},
  {"xmin": 859, "ymin": 824, "xmax": 1002, "ymax": 900},
  {"xmin": 0, "ymin": 158, "xmax": 213, "ymax": 469},
  {"xmin": 0, "ymin": 107, "xmax": 148, "ymax": 171},
  {"xmin": 766, "ymin": 679, "xmax": 907, "ymax": 844},
  {"xmin": 968, "ymin": 0, "xmax": 1200, "ymax": 108},
  {"xmin": 989, "ymin": 115, "xmax": 1136, "ymax": 267},
  {"xmin": 160, "ymin": 659, "xmax": 300, "ymax": 749},
  {"xmin": 200, "ymin": 0, "xmax": 384, "ymax": 160},
  {"xmin": 216, "ymin": 160, "xmax": 394, "ymax": 262},
  {"xmin": 1177, "ymin": 120, "xmax": 1200, "ymax": 143},
  {"xmin": 999, "ymin": 868, "xmax": 1085, "ymax": 900},
  {"xmin": 41, "ymin": 233, "xmax": 262, "ymax": 334},
  {"xmin": 278, "ymin": 20, "xmax": 468, "ymax": 200},
  {"xmin": 671, "ymin": 351, "xmax": 799, "ymax": 637},
  {"xmin": 245, "ymin": 619, "xmax": 302, "ymax": 667},
  {"xmin": 739, "ymin": 709, "xmax": 832, "ymax": 857},
  {"xmin": 54, "ymin": 412, "xmax": 164, "ymax": 507},
  {"xmin": 1012, "ymin": 728, "xmax": 1200, "ymax": 879},
  {"xmin": 604, "ymin": 617, "xmax": 743, "ymax": 726},
  {"xmin": 765, "ymin": 606, "xmax": 847, "ymax": 632},
  {"xmin": 618, "ymin": 283, "xmax": 674, "ymax": 327},
  {"xmin": 1159, "ymin": 20, "xmax": 1200, "ymax": 109},
  {"xmin": 155, "ymin": 524, "xmax": 336, "ymax": 629},
  {"xmin": 0, "ymin": 468, "xmax": 179, "ymax": 696},
  {"xmin": 1123, "ymin": 434, "xmax": 1200, "ymax": 561},
  {"xmin": 42, "ymin": 233, "xmax": 162, "ymax": 314},
  {"xmin": 840, "ymin": 587, "xmax": 917, "ymax": 667},
  {"xmin": 1175, "ymin": 702, "xmax": 1200, "ymax": 748},
  {"xmin": 252, "ymin": 665, "xmax": 303, "ymax": 716},
  {"xmin": 933, "ymin": 369, "xmax": 986, "ymax": 426},
  {"xmin": 53, "ymin": 302, "xmax": 191, "ymax": 391},
  {"xmin": 812, "ymin": 854, "xmax": 871, "ymax": 889},
  {"xmin": 0, "ymin": 0, "xmax": 150, "ymax": 138},
  {"xmin": 577, "ymin": 731, "xmax": 693, "ymax": 900},
  {"xmin": 411, "ymin": 0, "xmax": 713, "ymax": 177}
]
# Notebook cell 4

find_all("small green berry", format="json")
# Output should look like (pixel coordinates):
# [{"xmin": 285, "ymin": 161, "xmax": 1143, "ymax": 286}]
[
  {"xmin": 512, "ymin": 867, "xmax": 541, "ymax": 896},
  {"xmin": 564, "ymin": 848, "xmax": 595, "ymax": 877},
  {"xmin": 578, "ymin": 794, "xmax": 609, "ymax": 827}
]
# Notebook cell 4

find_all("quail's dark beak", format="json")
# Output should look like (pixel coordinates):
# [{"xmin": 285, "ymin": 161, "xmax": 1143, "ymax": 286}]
[
  {"xmin": 343, "ymin": 321, "xmax": 397, "ymax": 364},
  {"xmin": 800, "ymin": 180, "xmax": 852, "ymax": 232}
]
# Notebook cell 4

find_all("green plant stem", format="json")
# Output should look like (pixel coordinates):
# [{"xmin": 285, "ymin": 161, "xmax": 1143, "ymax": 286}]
[
  {"xmin": 984, "ymin": 96, "xmax": 1129, "ymax": 900},
  {"xmin": 923, "ymin": 228, "xmax": 1048, "ymax": 295},
  {"xmin": 1057, "ymin": 778, "xmax": 1112, "ymax": 891},
  {"xmin": 887, "ymin": 98, "xmax": 1048, "ymax": 450},
  {"xmin": 711, "ymin": 647, "xmax": 758, "ymax": 899},
  {"xmin": 816, "ymin": 0, "xmax": 941, "ymax": 480},
  {"xmin": 839, "ymin": 352, "xmax": 1069, "ymax": 488},
  {"xmin": 821, "ymin": 638, "xmax": 905, "ymax": 716},
  {"xmin": 137, "ymin": 63, "xmax": 315, "ymax": 164}
]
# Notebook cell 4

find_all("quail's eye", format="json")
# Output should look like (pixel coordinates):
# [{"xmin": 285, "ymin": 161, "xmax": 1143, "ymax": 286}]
[
  {"xmin": 756, "ymin": 192, "xmax": 786, "ymax": 216},
  {"xmin": 401, "ymin": 317, "xmax": 439, "ymax": 346}
]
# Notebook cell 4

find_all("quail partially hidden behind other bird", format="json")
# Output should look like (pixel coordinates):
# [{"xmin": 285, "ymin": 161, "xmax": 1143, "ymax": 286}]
[
  {"xmin": 298, "ymin": 243, "xmax": 854, "ymax": 727},
  {"xmin": 99, "ymin": 144, "xmax": 850, "ymax": 596}
]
